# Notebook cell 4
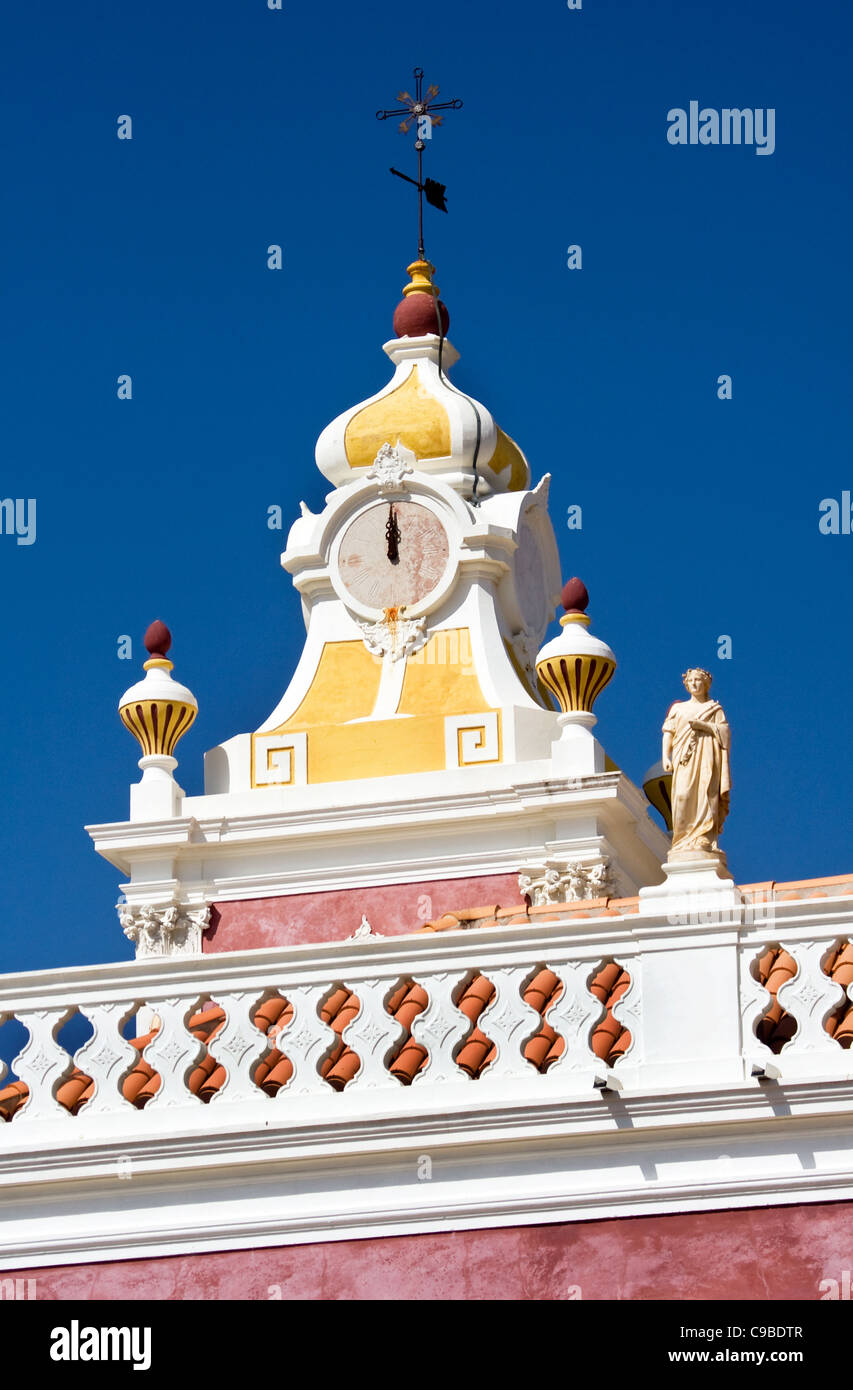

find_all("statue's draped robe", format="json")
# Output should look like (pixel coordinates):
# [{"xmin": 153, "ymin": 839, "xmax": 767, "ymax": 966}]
[{"xmin": 663, "ymin": 698, "xmax": 731, "ymax": 852}]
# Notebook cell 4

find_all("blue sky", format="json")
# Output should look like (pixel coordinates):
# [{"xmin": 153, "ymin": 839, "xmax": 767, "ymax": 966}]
[{"xmin": 0, "ymin": 0, "xmax": 850, "ymax": 973}]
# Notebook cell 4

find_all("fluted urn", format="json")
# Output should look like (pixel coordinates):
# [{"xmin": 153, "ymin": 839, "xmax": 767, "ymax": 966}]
[
  {"xmin": 119, "ymin": 621, "xmax": 197, "ymax": 761},
  {"xmin": 535, "ymin": 578, "xmax": 616, "ymax": 728}
]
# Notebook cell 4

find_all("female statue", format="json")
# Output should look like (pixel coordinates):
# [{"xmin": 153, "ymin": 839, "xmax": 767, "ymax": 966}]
[{"xmin": 662, "ymin": 669, "xmax": 731, "ymax": 855}]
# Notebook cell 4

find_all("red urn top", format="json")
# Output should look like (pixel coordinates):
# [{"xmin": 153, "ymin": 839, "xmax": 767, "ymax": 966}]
[
  {"xmin": 393, "ymin": 293, "xmax": 450, "ymax": 339},
  {"xmin": 144, "ymin": 620, "xmax": 172, "ymax": 658},
  {"xmin": 393, "ymin": 258, "xmax": 450, "ymax": 340},
  {"xmin": 561, "ymin": 577, "xmax": 590, "ymax": 613}
]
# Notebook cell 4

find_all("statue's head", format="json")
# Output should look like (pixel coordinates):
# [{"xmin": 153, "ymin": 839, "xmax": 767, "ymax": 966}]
[{"xmin": 682, "ymin": 668, "xmax": 712, "ymax": 697}]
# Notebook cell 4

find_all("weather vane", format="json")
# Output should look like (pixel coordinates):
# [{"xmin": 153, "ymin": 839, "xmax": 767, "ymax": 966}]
[{"xmin": 376, "ymin": 67, "xmax": 463, "ymax": 261}]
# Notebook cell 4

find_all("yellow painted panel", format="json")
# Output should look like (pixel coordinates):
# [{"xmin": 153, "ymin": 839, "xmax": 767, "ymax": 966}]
[
  {"xmin": 398, "ymin": 630, "xmax": 491, "ymax": 716},
  {"xmin": 344, "ymin": 366, "xmax": 451, "ymax": 469},
  {"xmin": 307, "ymin": 715, "xmax": 448, "ymax": 782},
  {"xmin": 276, "ymin": 640, "xmax": 382, "ymax": 730},
  {"xmin": 488, "ymin": 426, "xmax": 529, "ymax": 492}
]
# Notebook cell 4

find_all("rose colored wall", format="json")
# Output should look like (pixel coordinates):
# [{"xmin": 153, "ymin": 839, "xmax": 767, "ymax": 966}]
[
  {"xmin": 204, "ymin": 873, "xmax": 523, "ymax": 952},
  {"xmin": 9, "ymin": 1202, "xmax": 853, "ymax": 1300}
]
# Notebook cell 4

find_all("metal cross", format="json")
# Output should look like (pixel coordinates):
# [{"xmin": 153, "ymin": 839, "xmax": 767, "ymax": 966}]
[{"xmin": 376, "ymin": 67, "xmax": 463, "ymax": 260}]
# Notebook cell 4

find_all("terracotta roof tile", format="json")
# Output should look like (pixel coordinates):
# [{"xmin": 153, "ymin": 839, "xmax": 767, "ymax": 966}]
[
  {"xmin": 823, "ymin": 941, "xmax": 853, "ymax": 1047},
  {"xmin": 0, "ymin": 1080, "xmax": 28, "ymax": 1122},
  {"xmin": 753, "ymin": 947, "xmax": 798, "ymax": 1052},
  {"xmin": 774, "ymin": 874, "xmax": 853, "ymax": 901},
  {"xmin": 55, "ymin": 1071, "xmax": 94, "ymax": 1115},
  {"xmin": 423, "ymin": 896, "xmax": 643, "ymax": 936},
  {"xmin": 422, "ymin": 913, "xmax": 462, "ymax": 933}
]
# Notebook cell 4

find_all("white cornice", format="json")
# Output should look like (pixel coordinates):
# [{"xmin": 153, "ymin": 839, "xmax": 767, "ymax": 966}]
[
  {"xmin": 2, "ymin": 1085, "xmax": 853, "ymax": 1269},
  {"xmin": 3, "ymin": 893, "xmax": 853, "ymax": 1268},
  {"xmin": 87, "ymin": 767, "xmax": 669, "ymax": 890}
]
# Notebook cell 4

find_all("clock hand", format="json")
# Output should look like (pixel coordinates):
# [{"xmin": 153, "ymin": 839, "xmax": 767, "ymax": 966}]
[{"xmin": 386, "ymin": 504, "xmax": 400, "ymax": 564}]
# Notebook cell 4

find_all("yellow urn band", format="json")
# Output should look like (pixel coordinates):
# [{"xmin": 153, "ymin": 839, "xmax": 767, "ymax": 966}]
[
  {"xmin": 119, "ymin": 699, "xmax": 197, "ymax": 758},
  {"xmin": 536, "ymin": 651, "xmax": 616, "ymax": 715}
]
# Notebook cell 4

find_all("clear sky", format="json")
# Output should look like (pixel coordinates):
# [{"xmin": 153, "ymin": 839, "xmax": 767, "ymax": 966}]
[{"xmin": 0, "ymin": 0, "xmax": 851, "ymax": 973}]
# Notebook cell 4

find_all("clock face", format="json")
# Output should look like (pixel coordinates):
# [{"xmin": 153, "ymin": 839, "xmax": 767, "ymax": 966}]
[{"xmin": 337, "ymin": 501, "xmax": 450, "ymax": 610}]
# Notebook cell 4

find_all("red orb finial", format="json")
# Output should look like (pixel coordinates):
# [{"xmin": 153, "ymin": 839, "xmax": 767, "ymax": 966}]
[
  {"xmin": 561, "ymin": 577, "xmax": 589, "ymax": 613},
  {"xmin": 393, "ymin": 294, "xmax": 450, "ymax": 339},
  {"xmin": 144, "ymin": 619, "xmax": 172, "ymax": 658}
]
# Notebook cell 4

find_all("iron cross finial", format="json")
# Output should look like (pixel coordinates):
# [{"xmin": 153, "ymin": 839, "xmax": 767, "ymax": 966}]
[{"xmin": 376, "ymin": 67, "xmax": 463, "ymax": 261}]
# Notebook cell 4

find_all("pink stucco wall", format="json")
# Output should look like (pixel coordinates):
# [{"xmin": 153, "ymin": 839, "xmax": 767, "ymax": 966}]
[
  {"xmin": 204, "ymin": 873, "xmax": 524, "ymax": 952},
  {"xmin": 7, "ymin": 1202, "xmax": 852, "ymax": 1300}
]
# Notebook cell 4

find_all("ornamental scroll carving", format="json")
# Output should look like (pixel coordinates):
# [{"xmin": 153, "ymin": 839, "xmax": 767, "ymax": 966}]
[
  {"xmin": 366, "ymin": 442, "xmax": 415, "ymax": 493},
  {"xmin": 117, "ymin": 901, "xmax": 210, "ymax": 958},
  {"xmin": 518, "ymin": 859, "xmax": 617, "ymax": 907},
  {"xmin": 357, "ymin": 612, "xmax": 427, "ymax": 662}
]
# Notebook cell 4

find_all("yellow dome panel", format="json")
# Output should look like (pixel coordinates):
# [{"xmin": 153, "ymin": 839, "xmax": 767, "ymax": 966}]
[
  {"xmin": 344, "ymin": 366, "xmax": 451, "ymax": 469},
  {"xmin": 488, "ymin": 427, "xmax": 530, "ymax": 492}
]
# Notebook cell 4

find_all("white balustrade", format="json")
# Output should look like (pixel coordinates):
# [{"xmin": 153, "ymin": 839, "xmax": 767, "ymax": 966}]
[
  {"xmin": 740, "ymin": 933, "xmax": 853, "ymax": 1075},
  {"xmin": 206, "ymin": 991, "xmax": 268, "ymax": 1106},
  {"xmin": 409, "ymin": 971, "xmax": 473, "ymax": 1085},
  {"xmin": 2, "ymin": 906, "xmax": 853, "ymax": 1146},
  {"xmin": 8, "ymin": 1007, "xmax": 76, "ymax": 1124},
  {"xmin": 73, "ymin": 1002, "xmax": 139, "ymax": 1116},
  {"xmin": 339, "ymin": 978, "xmax": 405, "ymax": 1090},
  {"xmin": 273, "ymin": 984, "xmax": 338, "ymax": 1097}
]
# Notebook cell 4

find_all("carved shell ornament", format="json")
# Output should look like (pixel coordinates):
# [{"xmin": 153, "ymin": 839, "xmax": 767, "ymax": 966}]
[
  {"xmin": 367, "ymin": 442, "xmax": 415, "ymax": 492},
  {"xmin": 357, "ymin": 611, "xmax": 427, "ymax": 662}
]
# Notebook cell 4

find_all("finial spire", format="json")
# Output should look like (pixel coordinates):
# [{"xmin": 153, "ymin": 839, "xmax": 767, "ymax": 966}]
[
  {"xmin": 119, "ymin": 622, "xmax": 197, "ymax": 762},
  {"xmin": 119, "ymin": 622, "xmax": 199, "ymax": 819},
  {"xmin": 377, "ymin": 66, "xmax": 463, "ymax": 260}
]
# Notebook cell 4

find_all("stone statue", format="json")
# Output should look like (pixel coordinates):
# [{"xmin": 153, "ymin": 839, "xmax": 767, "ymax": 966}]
[{"xmin": 662, "ymin": 668, "xmax": 731, "ymax": 858}]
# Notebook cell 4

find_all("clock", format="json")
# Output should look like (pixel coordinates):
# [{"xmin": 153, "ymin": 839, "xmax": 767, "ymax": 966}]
[{"xmin": 336, "ymin": 500, "xmax": 450, "ymax": 611}]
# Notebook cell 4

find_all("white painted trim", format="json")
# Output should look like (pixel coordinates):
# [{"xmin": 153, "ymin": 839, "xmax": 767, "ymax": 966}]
[
  {"xmin": 3, "ymin": 892, "xmax": 853, "ymax": 1268},
  {"xmin": 88, "ymin": 766, "xmax": 670, "ymax": 903},
  {"xmin": 1, "ymin": 1087, "xmax": 853, "ymax": 1269}
]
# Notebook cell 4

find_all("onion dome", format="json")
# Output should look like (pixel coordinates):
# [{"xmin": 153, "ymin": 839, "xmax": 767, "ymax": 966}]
[
  {"xmin": 314, "ymin": 259, "xmax": 530, "ymax": 499},
  {"xmin": 642, "ymin": 760, "xmax": 673, "ymax": 832},
  {"xmin": 119, "ymin": 621, "xmax": 198, "ymax": 759},
  {"xmin": 535, "ymin": 579, "xmax": 616, "ymax": 722}
]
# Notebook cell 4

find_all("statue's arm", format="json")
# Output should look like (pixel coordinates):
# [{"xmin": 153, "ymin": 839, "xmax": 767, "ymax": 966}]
[
  {"xmin": 662, "ymin": 730, "xmax": 673, "ymax": 773},
  {"xmin": 710, "ymin": 706, "xmax": 731, "ymax": 748}
]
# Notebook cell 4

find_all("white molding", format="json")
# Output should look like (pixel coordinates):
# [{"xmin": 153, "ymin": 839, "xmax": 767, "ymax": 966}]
[
  {"xmin": 87, "ymin": 765, "xmax": 670, "ymax": 903},
  {"xmin": 3, "ymin": 896, "xmax": 853, "ymax": 1267},
  {"xmin": 2, "ymin": 1087, "xmax": 853, "ymax": 1269}
]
